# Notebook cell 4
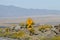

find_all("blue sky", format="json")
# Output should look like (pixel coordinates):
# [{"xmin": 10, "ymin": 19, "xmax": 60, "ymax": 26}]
[{"xmin": 0, "ymin": 0, "xmax": 60, "ymax": 10}]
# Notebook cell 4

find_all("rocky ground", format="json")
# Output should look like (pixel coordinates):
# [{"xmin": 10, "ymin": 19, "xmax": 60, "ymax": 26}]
[{"xmin": 0, "ymin": 24, "xmax": 60, "ymax": 40}]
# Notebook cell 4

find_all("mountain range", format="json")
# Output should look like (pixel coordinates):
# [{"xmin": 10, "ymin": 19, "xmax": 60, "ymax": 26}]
[{"xmin": 0, "ymin": 5, "xmax": 60, "ymax": 17}]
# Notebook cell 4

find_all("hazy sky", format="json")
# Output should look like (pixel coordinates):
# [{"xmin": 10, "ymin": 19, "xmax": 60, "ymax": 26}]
[{"xmin": 0, "ymin": 0, "xmax": 60, "ymax": 10}]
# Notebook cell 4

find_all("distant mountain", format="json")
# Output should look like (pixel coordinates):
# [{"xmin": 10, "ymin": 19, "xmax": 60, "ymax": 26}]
[{"xmin": 0, "ymin": 5, "xmax": 60, "ymax": 17}]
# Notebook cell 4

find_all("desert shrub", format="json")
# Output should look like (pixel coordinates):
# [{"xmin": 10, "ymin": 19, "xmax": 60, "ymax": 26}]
[
  {"xmin": 16, "ymin": 31, "xmax": 25, "ymax": 38},
  {"xmin": 4, "ymin": 31, "xmax": 10, "ymax": 37},
  {"xmin": 10, "ymin": 31, "xmax": 25, "ymax": 39},
  {"xmin": 51, "ymin": 36, "xmax": 60, "ymax": 40},
  {"xmin": 0, "ymin": 33, "xmax": 4, "ymax": 37},
  {"xmin": 38, "ymin": 36, "xmax": 47, "ymax": 40},
  {"xmin": 4, "ymin": 28, "xmax": 11, "ymax": 37},
  {"xmin": 38, "ymin": 24, "xmax": 52, "ymax": 31},
  {"xmin": 9, "ymin": 32, "xmax": 17, "ymax": 39},
  {"xmin": 0, "ymin": 28, "xmax": 3, "ymax": 33},
  {"xmin": 24, "ymin": 37, "xmax": 31, "ymax": 40},
  {"xmin": 38, "ymin": 25, "xmax": 44, "ymax": 31}
]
